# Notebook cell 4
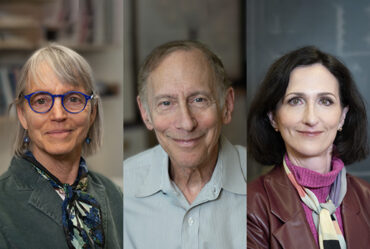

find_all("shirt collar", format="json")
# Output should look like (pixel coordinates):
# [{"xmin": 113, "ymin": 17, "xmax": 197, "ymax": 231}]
[
  {"xmin": 135, "ymin": 136, "xmax": 246, "ymax": 197},
  {"xmin": 135, "ymin": 145, "xmax": 169, "ymax": 197},
  {"xmin": 218, "ymin": 136, "xmax": 246, "ymax": 195}
]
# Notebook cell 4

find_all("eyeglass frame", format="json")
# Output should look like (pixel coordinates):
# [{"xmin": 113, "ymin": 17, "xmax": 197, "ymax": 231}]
[{"xmin": 23, "ymin": 91, "xmax": 94, "ymax": 114}]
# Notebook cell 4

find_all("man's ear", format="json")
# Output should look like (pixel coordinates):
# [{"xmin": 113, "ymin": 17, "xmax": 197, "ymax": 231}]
[
  {"xmin": 137, "ymin": 96, "xmax": 154, "ymax": 130},
  {"xmin": 222, "ymin": 87, "xmax": 235, "ymax": 125},
  {"xmin": 17, "ymin": 105, "xmax": 28, "ymax": 130},
  {"xmin": 267, "ymin": 111, "xmax": 278, "ymax": 131}
]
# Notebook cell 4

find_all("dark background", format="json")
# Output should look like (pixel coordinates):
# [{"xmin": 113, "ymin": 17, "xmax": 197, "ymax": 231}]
[{"xmin": 247, "ymin": 0, "xmax": 370, "ymax": 182}]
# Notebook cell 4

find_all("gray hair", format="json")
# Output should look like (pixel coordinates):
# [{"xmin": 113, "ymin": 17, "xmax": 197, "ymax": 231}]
[
  {"xmin": 12, "ymin": 43, "xmax": 102, "ymax": 157},
  {"xmin": 138, "ymin": 40, "xmax": 231, "ymax": 108}
]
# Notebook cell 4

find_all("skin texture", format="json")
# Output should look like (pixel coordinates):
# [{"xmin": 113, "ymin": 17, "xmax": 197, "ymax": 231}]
[
  {"xmin": 17, "ymin": 64, "xmax": 96, "ymax": 184},
  {"xmin": 269, "ymin": 63, "xmax": 348, "ymax": 174},
  {"xmin": 138, "ymin": 49, "xmax": 234, "ymax": 203}
]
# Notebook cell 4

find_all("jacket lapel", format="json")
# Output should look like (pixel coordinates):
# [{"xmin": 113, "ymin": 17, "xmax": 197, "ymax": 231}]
[
  {"xmin": 266, "ymin": 167, "xmax": 317, "ymax": 249},
  {"xmin": 342, "ymin": 177, "xmax": 370, "ymax": 248},
  {"xmin": 87, "ymin": 176, "xmax": 108, "ymax": 239},
  {"xmin": 28, "ymin": 177, "xmax": 64, "ymax": 225},
  {"xmin": 11, "ymin": 157, "xmax": 64, "ymax": 225}
]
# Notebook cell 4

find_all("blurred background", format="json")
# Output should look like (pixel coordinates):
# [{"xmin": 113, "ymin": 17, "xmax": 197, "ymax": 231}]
[
  {"xmin": 123, "ymin": 0, "xmax": 246, "ymax": 160},
  {"xmin": 247, "ymin": 0, "xmax": 370, "ymax": 182},
  {"xmin": 0, "ymin": 0, "xmax": 123, "ymax": 188}
]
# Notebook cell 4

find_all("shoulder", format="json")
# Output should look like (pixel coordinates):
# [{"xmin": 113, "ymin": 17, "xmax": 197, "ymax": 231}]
[
  {"xmin": 123, "ymin": 144, "xmax": 165, "ymax": 177},
  {"xmin": 123, "ymin": 145, "xmax": 166, "ymax": 195},
  {"xmin": 248, "ymin": 166, "xmax": 283, "ymax": 195},
  {"xmin": 124, "ymin": 144, "xmax": 164, "ymax": 170},
  {"xmin": 88, "ymin": 170, "xmax": 122, "ymax": 196},
  {"xmin": 346, "ymin": 173, "xmax": 370, "ymax": 199},
  {"xmin": 247, "ymin": 167, "xmax": 281, "ymax": 248},
  {"xmin": 220, "ymin": 137, "xmax": 246, "ymax": 179},
  {"xmin": 0, "ymin": 156, "xmax": 34, "ymax": 193},
  {"xmin": 247, "ymin": 166, "xmax": 289, "ymax": 214}
]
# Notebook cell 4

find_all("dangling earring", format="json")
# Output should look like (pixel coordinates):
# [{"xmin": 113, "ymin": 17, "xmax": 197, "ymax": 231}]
[
  {"xmin": 24, "ymin": 136, "xmax": 30, "ymax": 144},
  {"xmin": 24, "ymin": 130, "xmax": 30, "ymax": 144},
  {"xmin": 85, "ymin": 137, "xmax": 91, "ymax": 144}
]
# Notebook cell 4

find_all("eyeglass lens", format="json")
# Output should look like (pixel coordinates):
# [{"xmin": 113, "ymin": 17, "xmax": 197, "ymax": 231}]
[{"xmin": 29, "ymin": 92, "xmax": 87, "ymax": 113}]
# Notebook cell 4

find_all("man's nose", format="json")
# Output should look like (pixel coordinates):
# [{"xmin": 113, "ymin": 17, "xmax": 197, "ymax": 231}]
[
  {"xmin": 50, "ymin": 97, "xmax": 67, "ymax": 120},
  {"xmin": 303, "ymin": 102, "xmax": 319, "ymax": 126},
  {"xmin": 175, "ymin": 103, "xmax": 197, "ymax": 131}
]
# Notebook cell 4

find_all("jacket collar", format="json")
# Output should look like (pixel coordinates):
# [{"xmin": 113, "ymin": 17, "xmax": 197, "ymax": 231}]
[
  {"xmin": 264, "ymin": 166, "xmax": 318, "ymax": 248},
  {"xmin": 10, "ymin": 156, "xmax": 64, "ymax": 225},
  {"xmin": 136, "ymin": 136, "xmax": 246, "ymax": 197},
  {"xmin": 265, "ymin": 166, "xmax": 368, "ymax": 249},
  {"xmin": 9, "ymin": 156, "xmax": 106, "ymax": 227}
]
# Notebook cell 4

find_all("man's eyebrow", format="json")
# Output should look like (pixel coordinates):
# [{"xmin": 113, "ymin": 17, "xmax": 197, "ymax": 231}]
[
  {"xmin": 153, "ymin": 95, "xmax": 177, "ymax": 102},
  {"xmin": 187, "ymin": 91, "xmax": 212, "ymax": 98}
]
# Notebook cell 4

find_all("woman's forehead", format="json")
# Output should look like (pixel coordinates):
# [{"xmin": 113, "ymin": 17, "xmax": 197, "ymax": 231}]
[{"xmin": 26, "ymin": 63, "xmax": 86, "ymax": 92}]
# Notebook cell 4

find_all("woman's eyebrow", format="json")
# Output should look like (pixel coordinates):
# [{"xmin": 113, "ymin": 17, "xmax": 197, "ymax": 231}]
[{"xmin": 284, "ymin": 92, "xmax": 337, "ymax": 98}]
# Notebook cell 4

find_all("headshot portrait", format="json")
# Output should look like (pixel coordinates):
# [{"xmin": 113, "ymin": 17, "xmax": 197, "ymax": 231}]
[
  {"xmin": 247, "ymin": 1, "xmax": 370, "ymax": 248},
  {"xmin": 0, "ymin": 44, "xmax": 123, "ymax": 248},
  {"xmin": 0, "ymin": 2, "xmax": 123, "ymax": 248},
  {"xmin": 123, "ymin": 2, "xmax": 246, "ymax": 248},
  {"xmin": 123, "ymin": 40, "xmax": 246, "ymax": 248}
]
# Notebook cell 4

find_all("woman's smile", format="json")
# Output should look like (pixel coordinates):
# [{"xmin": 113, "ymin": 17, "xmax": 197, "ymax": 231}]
[
  {"xmin": 270, "ymin": 63, "xmax": 348, "ymax": 162},
  {"xmin": 45, "ymin": 128, "xmax": 73, "ymax": 138},
  {"xmin": 297, "ymin": 130, "xmax": 323, "ymax": 137}
]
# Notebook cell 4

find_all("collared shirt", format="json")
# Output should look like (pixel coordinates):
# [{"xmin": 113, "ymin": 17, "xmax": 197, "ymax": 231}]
[{"xmin": 123, "ymin": 137, "xmax": 246, "ymax": 249}]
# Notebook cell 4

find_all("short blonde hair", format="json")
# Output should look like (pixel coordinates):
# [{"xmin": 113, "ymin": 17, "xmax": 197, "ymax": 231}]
[{"xmin": 12, "ymin": 43, "xmax": 103, "ymax": 157}]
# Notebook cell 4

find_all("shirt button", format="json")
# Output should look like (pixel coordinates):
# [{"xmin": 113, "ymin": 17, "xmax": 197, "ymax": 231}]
[
  {"xmin": 188, "ymin": 217, "xmax": 194, "ymax": 226},
  {"xmin": 213, "ymin": 187, "xmax": 217, "ymax": 194}
]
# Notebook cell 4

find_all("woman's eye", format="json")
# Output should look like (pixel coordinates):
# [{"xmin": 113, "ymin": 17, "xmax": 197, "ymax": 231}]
[
  {"xmin": 66, "ymin": 93, "xmax": 84, "ymax": 104},
  {"xmin": 36, "ymin": 98, "xmax": 46, "ymax": 104},
  {"xmin": 32, "ymin": 95, "xmax": 51, "ymax": 105},
  {"xmin": 320, "ymin": 98, "xmax": 333, "ymax": 106},
  {"xmin": 287, "ymin": 97, "xmax": 302, "ymax": 106},
  {"xmin": 68, "ymin": 96, "xmax": 82, "ymax": 103}
]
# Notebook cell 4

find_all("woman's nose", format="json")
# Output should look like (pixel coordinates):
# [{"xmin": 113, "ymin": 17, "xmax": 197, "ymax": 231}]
[
  {"xmin": 303, "ymin": 103, "xmax": 319, "ymax": 126},
  {"xmin": 50, "ymin": 97, "xmax": 67, "ymax": 120},
  {"xmin": 175, "ymin": 103, "xmax": 197, "ymax": 131}
]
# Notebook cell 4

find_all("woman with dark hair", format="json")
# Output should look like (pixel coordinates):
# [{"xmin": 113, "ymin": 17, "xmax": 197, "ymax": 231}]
[{"xmin": 247, "ymin": 46, "xmax": 370, "ymax": 248}]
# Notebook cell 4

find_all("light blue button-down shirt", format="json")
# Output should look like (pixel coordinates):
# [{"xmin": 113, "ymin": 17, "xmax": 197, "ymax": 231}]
[{"xmin": 123, "ymin": 137, "xmax": 246, "ymax": 249}]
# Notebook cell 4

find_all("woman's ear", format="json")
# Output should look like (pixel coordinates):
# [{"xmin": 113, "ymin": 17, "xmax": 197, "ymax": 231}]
[
  {"xmin": 17, "ymin": 105, "xmax": 28, "ymax": 130},
  {"xmin": 267, "ymin": 111, "xmax": 278, "ymax": 131},
  {"xmin": 89, "ymin": 102, "xmax": 97, "ymax": 127},
  {"xmin": 339, "ymin": 106, "xmax": 349, "ymax": 129}
]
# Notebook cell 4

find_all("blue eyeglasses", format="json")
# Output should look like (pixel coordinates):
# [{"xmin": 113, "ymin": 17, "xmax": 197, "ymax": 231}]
[{"xmin": 24, "ymin": 91, "xmax": 93, "ymax": 114}]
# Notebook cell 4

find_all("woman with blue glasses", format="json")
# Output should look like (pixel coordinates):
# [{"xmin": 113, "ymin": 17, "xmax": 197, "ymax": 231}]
[{"xmin": 0, "ymin": 44, "xmax": 122, "ymax": 249}]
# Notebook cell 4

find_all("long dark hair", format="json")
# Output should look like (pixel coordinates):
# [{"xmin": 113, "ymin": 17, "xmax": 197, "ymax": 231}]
[{"xmin": 247, "ymin": 46, "xmax": 368, "ymax": 165}]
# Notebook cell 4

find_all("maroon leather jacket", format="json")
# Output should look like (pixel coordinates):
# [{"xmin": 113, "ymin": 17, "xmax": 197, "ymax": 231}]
[{"xmin": 247, "ymin": 166, "xmax": 370, "ymax": 249}]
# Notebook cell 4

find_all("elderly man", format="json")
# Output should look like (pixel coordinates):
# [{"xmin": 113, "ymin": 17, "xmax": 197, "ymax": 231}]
[{"xmin": 124, "ymin": 40, "xmax": 246, "ymax": 249}]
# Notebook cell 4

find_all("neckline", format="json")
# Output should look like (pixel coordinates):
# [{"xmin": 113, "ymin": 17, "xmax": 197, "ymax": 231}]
[{"xmin": 284, "ymin": 154, "xmax": 344, "ymax": 188}]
